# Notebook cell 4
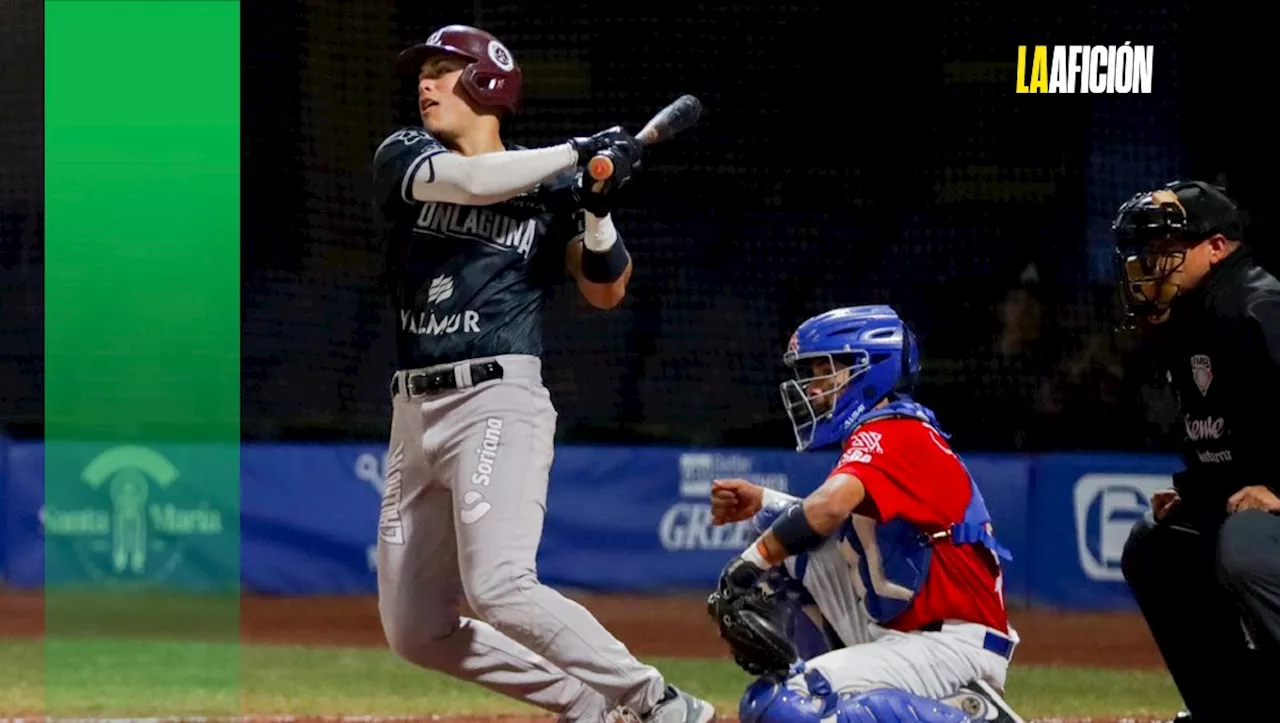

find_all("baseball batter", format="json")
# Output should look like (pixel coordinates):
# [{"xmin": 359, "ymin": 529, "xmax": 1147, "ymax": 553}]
[
  {"xmin": 705, "ymin": 306, "xmax": 1025, "ymax": 723},
  {"xmin": 369, "ymin": 25, "xmax": 714, "ymax": 723}
]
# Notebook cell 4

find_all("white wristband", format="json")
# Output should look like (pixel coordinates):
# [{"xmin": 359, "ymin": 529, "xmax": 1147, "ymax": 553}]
[
  {"xmin": 583, "ymin": 211, "xmax": 618, "ymax": 253},
  {"xmin": 740, "ymin": 538, "xmax": 774, "ymax": 569},
  {"xmin": 761, "ymin": 487, "xmax": 790, "ymax": 510}
]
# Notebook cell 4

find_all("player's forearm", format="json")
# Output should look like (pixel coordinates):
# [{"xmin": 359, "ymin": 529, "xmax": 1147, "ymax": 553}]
[
  {"xmin": 800, "ymin": 495, "xmax": 851, "ymax": 537},
  {"xmin": 741, "ymin": 474, "xmax": 863, "ymax": 568},
  {"xmin": 575, "ymin": 261, "xmax": 632, "ymax": 309},
  {"xmin": 574, "ymin": 212, "xmax": 632, "ymax": 308},
  {"xmin": 746, "ymin": 530, "xmax": 790, "ymax": 567},
  {"xmin": 743, "ymin": 499, "xmax": 842, "ymax": 568},
  {"xmin": 411, "ymin": 144, "xmax": 578, "ymax": 206}
]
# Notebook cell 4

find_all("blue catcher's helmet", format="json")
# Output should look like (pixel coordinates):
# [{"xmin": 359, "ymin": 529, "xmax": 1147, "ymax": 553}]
[{"xmin": 779, "ymin": 305, "xmax": 920, "ymax": 452}]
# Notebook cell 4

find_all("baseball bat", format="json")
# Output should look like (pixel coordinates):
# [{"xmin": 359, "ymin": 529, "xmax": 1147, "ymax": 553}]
[{"xmin": 588, "ymin": 94, "xmax": 704, "ymax": 187}]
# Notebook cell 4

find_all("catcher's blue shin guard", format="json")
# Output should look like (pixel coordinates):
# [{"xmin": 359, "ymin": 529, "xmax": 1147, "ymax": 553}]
[
  {"xmin": 740, "ymin": 670, "xmax": 972, "ymax": 723},
  {"xmin": 836, "ymin": 688, "xmax": 969, "ymax": 723}
]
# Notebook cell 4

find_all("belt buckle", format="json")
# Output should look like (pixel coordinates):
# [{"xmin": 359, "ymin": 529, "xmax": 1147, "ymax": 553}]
[
  {"xmin": 476, "ymin": 360, "xmax": 503, "ymax": 384},
  {"xmin": 413, "ymin": 368, "xmax": 457, "ymax": 396},
  {"xmin": 405, "ymin": 371, "xmax": 429, "ymax": 397}
]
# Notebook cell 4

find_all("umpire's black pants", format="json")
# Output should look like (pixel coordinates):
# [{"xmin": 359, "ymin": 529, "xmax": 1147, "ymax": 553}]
[{"xmin": 1121, "ymin": 509, "xmax": 1280, "ymax": 722}]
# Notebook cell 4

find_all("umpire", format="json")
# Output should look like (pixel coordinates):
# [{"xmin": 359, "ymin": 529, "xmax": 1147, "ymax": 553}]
[{"xmin": 1113, "ymin": 180, "xmax": 1280, "ymax": 722}]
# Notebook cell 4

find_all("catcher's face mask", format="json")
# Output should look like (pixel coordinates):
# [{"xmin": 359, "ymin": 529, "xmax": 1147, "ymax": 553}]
[{"xmin": 780, "ymin": 354, "xmax": 860, "ymax": 450}]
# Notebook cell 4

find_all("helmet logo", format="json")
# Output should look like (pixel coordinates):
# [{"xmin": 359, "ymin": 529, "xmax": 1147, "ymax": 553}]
[
  {"xmin": 786, "ymin": 332, "xmax": 799, "ymax": 355},
  {"xmin": 488, "ymin": 40, "xmax": 515, "ymax": 71},
  {"xmin": 427, "ymin": 29, "xmax": 445, "ymax": 46}
]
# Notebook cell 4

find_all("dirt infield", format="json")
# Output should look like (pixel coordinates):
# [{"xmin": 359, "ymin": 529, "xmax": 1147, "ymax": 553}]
[
  {"xmin": 0, "ymin": 589, "xmax": 1164, "ymax": 668},
  {"xmin": 0, "ymin": 590, "xmax": 1169, "ymax": 722},
  {"xmin": 0, "ymin": 589, "xmax": 1162, "ymax": 668},
  {"xmin": 236, "ymin": 593, "xmax": 1165, "ymax": 670}
]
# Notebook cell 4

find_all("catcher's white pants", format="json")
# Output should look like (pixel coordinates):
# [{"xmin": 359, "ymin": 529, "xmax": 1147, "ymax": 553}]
[
  {"xmin": 776, "ymin": 534, "xmax": 875, "ymax": 650},
  {"xmin": 793, "ymin": 621, "xmax": 1016, "ymax": 698},
  {"xmin": 778, "ymin": 517, "xmax": 1016, "ymax": 699}
]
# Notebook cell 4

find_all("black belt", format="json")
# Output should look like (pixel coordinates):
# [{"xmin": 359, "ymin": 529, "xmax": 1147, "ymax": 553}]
[{"xmin": 391, "ymin": 360, "xmax": 504, "ymax": 397}]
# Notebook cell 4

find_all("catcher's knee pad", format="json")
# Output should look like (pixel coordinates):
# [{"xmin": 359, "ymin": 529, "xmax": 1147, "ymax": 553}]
[
  {"xmin": 739, "ymin": 669, "xmax": 837, "ymax": 723},
  {"xmin": 836, "ymin": 688, "xmax": 969, "ymax": 723}
]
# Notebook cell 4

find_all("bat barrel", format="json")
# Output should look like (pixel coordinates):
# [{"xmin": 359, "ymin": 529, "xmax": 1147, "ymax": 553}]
[{"xmin": 586, "ymin": 95, "xmax": 702, "ymax": 182}]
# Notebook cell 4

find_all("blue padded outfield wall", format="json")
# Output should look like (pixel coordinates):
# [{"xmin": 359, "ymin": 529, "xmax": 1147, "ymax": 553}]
[{"xmin": 0, "ymin": 439, "xmax": 1182, "ymax": 610}]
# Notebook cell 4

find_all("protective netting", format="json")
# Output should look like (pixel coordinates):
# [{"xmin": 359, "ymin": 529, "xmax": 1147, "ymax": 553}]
[
  {"xmin": 236, "ymin": 1, "xmax": 1200, "ymax": 450},
  {"xmin": 1, "ymin": 2, "xmax": 1244, "ymax": 451}
]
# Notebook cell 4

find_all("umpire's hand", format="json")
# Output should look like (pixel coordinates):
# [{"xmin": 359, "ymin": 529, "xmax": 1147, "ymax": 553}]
[
  {"xmin": 1151, "ymin": 488, "xmax": 1180, "ymax": 521},
  {"xmin": 1228, "ymin": 485, "xmax": 1280, "ymax": 514}
]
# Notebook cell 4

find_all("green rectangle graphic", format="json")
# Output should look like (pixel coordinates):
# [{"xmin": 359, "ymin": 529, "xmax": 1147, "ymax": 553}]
[{"xmin": 44, "ymin": 0, "xmax": 241, "ymax": 716}]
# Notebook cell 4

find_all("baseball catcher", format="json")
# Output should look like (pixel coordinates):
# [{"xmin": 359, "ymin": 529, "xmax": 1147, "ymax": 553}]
[{"xmin": 706, "ymin": 305, "xmax": 1026, "ymax": 723}]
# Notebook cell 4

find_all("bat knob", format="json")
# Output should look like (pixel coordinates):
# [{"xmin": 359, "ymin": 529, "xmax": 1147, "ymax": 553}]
[{"xmin": 588, "ymin": 154, "xmax": 614, "ymax": 181}]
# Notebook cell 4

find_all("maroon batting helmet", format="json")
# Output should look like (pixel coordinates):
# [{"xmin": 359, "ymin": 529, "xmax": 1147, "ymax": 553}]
[{"xmin": 396, "ymin": 25, "xmax": 523, "ymax": 115}]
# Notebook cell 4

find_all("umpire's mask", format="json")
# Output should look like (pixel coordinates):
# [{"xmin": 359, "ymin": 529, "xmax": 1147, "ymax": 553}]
[{"xmin": 1111, "ymin": 181, "xmax": 1245, "ymax": 324}]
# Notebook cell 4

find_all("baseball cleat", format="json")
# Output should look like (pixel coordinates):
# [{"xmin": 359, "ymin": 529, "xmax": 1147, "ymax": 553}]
[
  {"xmin": 642, "ymin": 685, "xmax": 716, "ymax": 723},
  {"xmin": 940, "ymin": 680, "xmax": 1025, "ymax": 723}
]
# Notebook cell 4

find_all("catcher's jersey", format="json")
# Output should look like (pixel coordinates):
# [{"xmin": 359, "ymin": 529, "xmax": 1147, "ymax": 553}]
[
  {"xmin": 371, "ymin": 127, "xmax": 584, "ymax": 369},
  {"xmin": 832, "ymin": 417, "xmax": 1010, "ymax": 635}
]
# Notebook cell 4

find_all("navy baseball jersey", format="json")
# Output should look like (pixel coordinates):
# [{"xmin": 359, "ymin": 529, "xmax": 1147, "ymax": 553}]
[{"xmin": 371, "ymin": 127, "xmax": 584, "ymax": 369}]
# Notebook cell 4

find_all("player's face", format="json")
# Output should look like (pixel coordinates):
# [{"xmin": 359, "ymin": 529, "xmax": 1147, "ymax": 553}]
[
  {"xmin": 418, "ymin": 55, "xmax": 476, "ymax": 137},
  {"xmin": 802, "ymin": 358, "xmax": 851, "ymax": 415}
]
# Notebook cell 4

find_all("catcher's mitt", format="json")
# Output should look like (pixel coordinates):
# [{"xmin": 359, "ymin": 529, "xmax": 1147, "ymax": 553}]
[{"xmin": 706, "ymin": 584, "xmax": 798, "ymax": 676}]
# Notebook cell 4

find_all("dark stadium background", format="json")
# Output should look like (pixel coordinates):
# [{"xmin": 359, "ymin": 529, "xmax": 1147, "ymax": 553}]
[{"xmin": 1, "ymin": 1, "xmax": 1268, "ymax": 453}]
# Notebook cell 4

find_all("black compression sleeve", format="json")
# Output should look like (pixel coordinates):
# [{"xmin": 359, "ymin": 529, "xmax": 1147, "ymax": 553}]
[{"xmin": 770, "ymin": 503, "xmax": 827, "ymax": 557}]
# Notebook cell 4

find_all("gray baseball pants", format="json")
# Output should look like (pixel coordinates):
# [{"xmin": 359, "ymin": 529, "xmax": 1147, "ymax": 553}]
[{"xmin": 376, "ymin": 354, "xmax": 667, "ymax": 722}]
